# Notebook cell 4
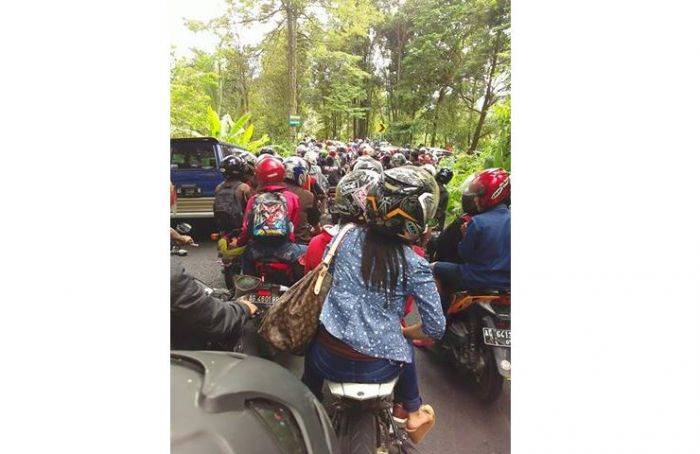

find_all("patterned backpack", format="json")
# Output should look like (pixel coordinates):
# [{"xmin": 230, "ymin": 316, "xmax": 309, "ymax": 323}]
[{"xmin": 250, "ymin": 189, "xmax": 291, "ymax": 241}]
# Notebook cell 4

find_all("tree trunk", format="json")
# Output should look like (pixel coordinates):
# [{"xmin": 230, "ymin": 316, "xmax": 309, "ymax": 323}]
[
  {"xmin": 216, "ymin": 59, "xmax": 224, "ymax": 117},
  {"xmin": 286, "ymin": 2, "xmax": 297, "ymax": 142},
  {"xmin": 468, "ymin": 34, "xmax": 501, "ymax": 154},
  {"xmin": 430, "ymin": 87, "xmax": 446, "ymax": 147}
]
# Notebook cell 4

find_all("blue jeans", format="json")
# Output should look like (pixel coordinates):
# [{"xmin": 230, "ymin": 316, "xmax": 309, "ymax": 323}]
[
  {"xmin": 432, "ymin": 261, "xmax": 464, "ymax": 310},
  {"xmin": 301, "ymin": 338, "xmax": 422, "ymax": 412}
]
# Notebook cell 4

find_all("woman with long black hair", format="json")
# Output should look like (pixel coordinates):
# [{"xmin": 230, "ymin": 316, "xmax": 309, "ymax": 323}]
[{"xmin": 301, "ymin": 166, "xmax": 446, "ymax": 443}]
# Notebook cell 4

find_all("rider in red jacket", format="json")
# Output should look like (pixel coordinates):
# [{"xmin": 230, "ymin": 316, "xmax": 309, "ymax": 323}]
[{"xmin": 233, "ymin": 157, "xmax": 306, "ymax": 275}]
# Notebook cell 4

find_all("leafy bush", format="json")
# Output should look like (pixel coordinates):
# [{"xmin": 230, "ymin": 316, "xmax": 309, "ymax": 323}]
[{"xmin": 440, "ymin": 98, "xmax": 511, "ymax": 224}]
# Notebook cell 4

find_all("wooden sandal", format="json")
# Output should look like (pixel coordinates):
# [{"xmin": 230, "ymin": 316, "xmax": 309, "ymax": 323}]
[{"xmin": 405, "ymin": 404, "xmax": 435, "ymax": 444}]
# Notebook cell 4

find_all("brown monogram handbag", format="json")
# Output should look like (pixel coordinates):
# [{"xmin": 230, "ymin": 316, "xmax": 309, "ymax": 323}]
[{"xmin": 258, "ymin": 223, "xmax": 355, "ymax": 355}]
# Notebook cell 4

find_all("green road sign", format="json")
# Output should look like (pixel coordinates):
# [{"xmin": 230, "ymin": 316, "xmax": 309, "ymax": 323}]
[{"xmin": 289, "ymin": 114, "xmax": 301, "ymax": 126}]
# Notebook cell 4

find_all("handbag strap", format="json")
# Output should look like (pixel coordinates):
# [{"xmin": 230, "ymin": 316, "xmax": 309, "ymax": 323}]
[
  {"xmin": 322, "ymin": 223, "xmax": 355, "ymax": 266},
  {"xmin": 314, "ymin": 223, "xmax": 355, "ymax": 295}
]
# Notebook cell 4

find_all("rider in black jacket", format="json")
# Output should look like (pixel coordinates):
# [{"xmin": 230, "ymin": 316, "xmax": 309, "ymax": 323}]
[{"xmin": 170, "ymin": 260, "xmax": 257, "ymax": 350}]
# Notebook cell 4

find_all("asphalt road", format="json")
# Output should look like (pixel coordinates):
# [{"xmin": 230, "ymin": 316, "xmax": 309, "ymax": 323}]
[{"xmin": 178, "ymin": 223, "xmax": 510, "ymax": 453}]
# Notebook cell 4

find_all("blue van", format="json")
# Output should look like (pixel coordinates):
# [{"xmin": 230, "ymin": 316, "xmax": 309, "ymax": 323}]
[{"xmin": 170, "ymin": 137, "xmax": 247, "ymax": 219}]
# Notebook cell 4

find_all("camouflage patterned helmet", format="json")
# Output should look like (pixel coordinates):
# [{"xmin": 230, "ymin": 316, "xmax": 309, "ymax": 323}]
[
  {"xmin": 352, "ymin": 155, "xmax": 383, "ymax": 174},
  {"xmin": 389, "ymin": 153, "xmax": 407, "ymax": 168},
  {"xmin": 366, "ymin": 166, "xmax": 440, "ymax": 242},
  {"xmin": 331, "ymin": 169, "xmax": 382, "ymax": 220}
]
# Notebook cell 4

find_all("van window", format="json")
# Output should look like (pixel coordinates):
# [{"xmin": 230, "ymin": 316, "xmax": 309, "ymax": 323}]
[{"xmin": 171, "ymin": 141, "xmax": 217, "ymax": 170}]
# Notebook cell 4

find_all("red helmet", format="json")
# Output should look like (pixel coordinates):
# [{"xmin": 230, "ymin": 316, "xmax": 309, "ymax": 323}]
[
  {"xmin": 418, "ymin": 153, "xmax": 434, "ymax": 165},
  {"xmin": 255, "ymin": 156, "xmax": 285, "ymax": 186},
  {"xmin": 463, "ymin": 168, "xmax": 510, "ymax": 211}
]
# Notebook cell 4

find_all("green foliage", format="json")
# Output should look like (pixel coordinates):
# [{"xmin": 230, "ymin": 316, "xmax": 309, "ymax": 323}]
[
  {"xmin": 171, "ymin": 0, "xmax": 511, "ymax": 160},
  {"xmin": 440, "ymin": 97, "xmax": 511, "ymax": 223},
  {"xmin": 206, "ymin": 108, "xmax": 271, "ymax": 150}
]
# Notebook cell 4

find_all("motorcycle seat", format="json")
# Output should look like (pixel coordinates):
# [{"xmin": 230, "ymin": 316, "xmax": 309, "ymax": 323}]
[{"xmin": 327, "ymin": 377, "xmax": 399, "ymax": 401}]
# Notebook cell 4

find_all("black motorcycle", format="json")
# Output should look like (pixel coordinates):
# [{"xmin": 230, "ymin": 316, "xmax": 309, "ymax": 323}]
[
  {"xmin": 327, "ymin": 376, "xmax": 414, "ymax": 454},
  {"xmin": 439, "ymin": 290, "xmax": 511, "ymax": 403}
]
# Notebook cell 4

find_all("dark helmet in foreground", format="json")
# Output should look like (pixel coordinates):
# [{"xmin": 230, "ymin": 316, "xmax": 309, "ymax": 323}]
[
  {"xmin": 219, "ymin": 155, "xmax": 247, "ymax": 178},
  {"xmin": 435, "ymin": 168, "xmax": 454, "ymax": 185},
  {"xmin": 366, "ymin": 166, "xmax": 440, "ymax": 243},
  {"xmin": 332, "ymin": 169, "xmax": 382, "ymax": 221},
  {"xmin": 171, "ymin": 351, "xmax": 338, "ymax": 454}
]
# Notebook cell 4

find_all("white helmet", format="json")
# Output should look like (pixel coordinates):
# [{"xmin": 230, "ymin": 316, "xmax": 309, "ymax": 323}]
[
  {"xmin": 304, "ymin": 150, "xmax": 319, "ymax": 165},
  {"xmin": 295, "ymin": 144, "xmax": 308, "ymax": 156}
]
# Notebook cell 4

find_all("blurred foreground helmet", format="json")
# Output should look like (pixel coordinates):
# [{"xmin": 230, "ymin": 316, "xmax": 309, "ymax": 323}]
[{"xmin": 171, "ymin": 351, "xmax": 338, "ymax": 454}]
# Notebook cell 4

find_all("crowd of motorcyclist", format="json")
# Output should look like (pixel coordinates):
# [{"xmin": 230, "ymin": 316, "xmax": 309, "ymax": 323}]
[{"xmin": 170, "ymin": 137, "xmax": 511, "ymax": 446}]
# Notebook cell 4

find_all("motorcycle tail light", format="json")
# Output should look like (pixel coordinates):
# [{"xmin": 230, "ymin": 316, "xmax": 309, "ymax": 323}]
[
  {"xmin": 496, "ymin": 320, "xmax": 510, "ymax": 329},
  {"xmin": 258, "ymin": 289, "xmax": 271, "ymax": 297}
]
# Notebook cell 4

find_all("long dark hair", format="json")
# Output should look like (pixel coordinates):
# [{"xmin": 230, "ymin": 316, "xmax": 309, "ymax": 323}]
[{"xmin": 360, "ymin": 225, "xmax": 409, "ymax": 295}]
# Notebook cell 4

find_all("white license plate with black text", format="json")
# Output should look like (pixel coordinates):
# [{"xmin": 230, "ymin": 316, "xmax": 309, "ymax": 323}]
[{"xmin": 483, "ymin": 327, "xmax": 511, "ymax": 347}]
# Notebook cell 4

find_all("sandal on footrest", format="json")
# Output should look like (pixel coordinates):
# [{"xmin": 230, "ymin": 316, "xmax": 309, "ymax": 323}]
[{"xmin": 406, "ymin": 404, "xmax": 435, "ymax": 444}]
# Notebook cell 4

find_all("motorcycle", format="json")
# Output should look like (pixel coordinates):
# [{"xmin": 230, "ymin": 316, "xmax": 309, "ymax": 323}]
[
  {"xmin": 170, "ymin": 223, "xmax": 199, "ymax": 256},
  {"xmin": 232, "ymin": 273, "xmax": 289, "ymax": 358},
  {"xmin": 211, "ymin": 231, "xmax": 245, "ymax": 291},
  {"xmin": 190, "ymin": 275, "xmax": 288, "ymax": 358},
  {"xmin": 327, "ymin": 377, "xmax": 414, "ymax": 454},
  {"xmin": 439, "ymin": 290, "xmax": 511, "ymax": 403}
]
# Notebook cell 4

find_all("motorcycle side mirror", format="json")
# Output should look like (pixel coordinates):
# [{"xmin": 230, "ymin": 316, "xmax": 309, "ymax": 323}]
[
  {"xmin": 175, "ymin": 223, "xmax": 192, "ymax": 235},
  {"xmin": 234, "ymin": 275, "xmax": 263, "ymax": 292}
]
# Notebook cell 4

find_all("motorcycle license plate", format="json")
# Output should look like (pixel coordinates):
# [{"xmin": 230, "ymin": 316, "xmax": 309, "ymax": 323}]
[
  {"xmin": 251, "ymin": 294, "xmax": 278, "ymax": 309},
  {"xmin": 483, "ymin": 328, "xmax": 511, "ymax": 347}
]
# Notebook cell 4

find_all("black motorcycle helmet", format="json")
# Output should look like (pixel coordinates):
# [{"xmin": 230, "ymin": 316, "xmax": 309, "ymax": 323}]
[
  {"xmin": 366, "ymin": 166, "xmax": 440, "ymax": 243},
  {"xmin": 435, "ymin": 168, "xmax": 454, "ymax": 185},
  {"xmin": 219, "ymin": 155, "xmax": 246, "ymax": 179},
  {"xmin": 171, "ymin": 351, "xmax": 339, "ymax": 454},
  {"xmin": 257, "ymin": 147, "xmax": 275, "ymax": 156}
]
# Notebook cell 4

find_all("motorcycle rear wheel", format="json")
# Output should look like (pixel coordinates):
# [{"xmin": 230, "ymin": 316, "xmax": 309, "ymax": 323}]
[
  {"xmin": 469, "ymin": 347, "xmax": 503, "ymax": 404},
  {"xmin": 337, "ymin": 410, "xmax": 378, "ymax": 454}
]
